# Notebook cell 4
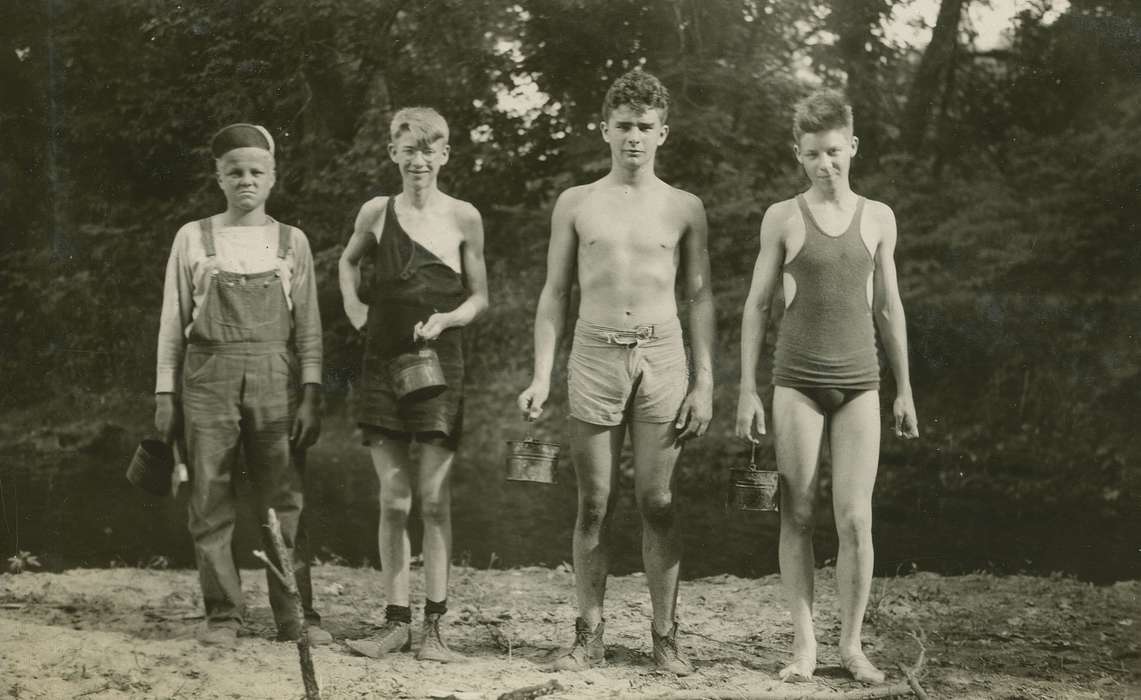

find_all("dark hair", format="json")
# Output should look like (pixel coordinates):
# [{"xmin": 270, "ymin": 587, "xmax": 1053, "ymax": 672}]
[
  {"xmin": 601, "ymin": 69, "xmax": 670, "ymax": 123},
  {"xmin": 792, "ymin": 90, "xmax": 854, "ymax": 142}
]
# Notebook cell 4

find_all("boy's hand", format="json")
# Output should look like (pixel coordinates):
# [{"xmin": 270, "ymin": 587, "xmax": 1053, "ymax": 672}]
[
  {"xmin": 344, "ymin": 298, "xmax": 369, "ymax": 331},
  {"xmin": 154, "ymin": 393, "xmax": 180, "ymax": 444},
  {"xmin": 735, "ymin": 390, "xmax": 766, "ymax": 443},
  {"xmin": 893, "ymin": 393, "xmax": 919, "ymax": 439},
  {"xmin": 413, "ymin": 313, "xmax": 451, "ymax": 342},
  {"xmin": 675, "ymin": 382, "xmax": 713, "ymax": 442},
  {"xmin": 291, "ymin": 388, "xmax": 322, "ymax": 449},
  {"xmin": 517, "ymin": 381, "xmax": 550, "ymax": 421}
]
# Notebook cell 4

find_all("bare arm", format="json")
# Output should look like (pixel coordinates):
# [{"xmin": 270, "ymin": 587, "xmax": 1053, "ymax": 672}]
[
  {"xmin": 675, "ymin": 194, "xmax": 715, "ymax": 440},
  {"xmin": 871, "ymin": 203, "xmax": 919, "ymax": 439},
  {"xmin": 415, "ymin": 203, "xmax": 489, "ymax": 339},
  {"xmin": 517, "ymin": 188, "xmax": 580, "ymax": 419},
  {"xmin": 735, "ymin": 203, "xmax": 786, "ymax": 442},
  {"xmin": 338, "ymin": 199, "xmax": 382, "ymax": 330}
]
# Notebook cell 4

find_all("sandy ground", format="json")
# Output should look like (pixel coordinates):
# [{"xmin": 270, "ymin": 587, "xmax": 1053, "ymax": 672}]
[{"xmin": 0, "ymin": 565, "xmax": 1138, "ymax": 699}]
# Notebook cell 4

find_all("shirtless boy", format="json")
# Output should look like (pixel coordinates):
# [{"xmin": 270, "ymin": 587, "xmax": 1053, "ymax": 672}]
[
  {"xmin": 339, "ymin": 107, "xmax": 489, "ymax": 662},
  {"xmin": 518, "ymin": 69, "xmax": 714, "ymax": 675},
  {"xmin": 735, "ymin": 90, "xmax": 919, "ymax": 683}
]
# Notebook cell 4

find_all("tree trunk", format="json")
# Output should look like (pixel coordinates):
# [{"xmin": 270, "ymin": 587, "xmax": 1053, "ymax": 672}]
[
  {"xmin": 902, "ymin": 0, "xmax": 968, "ymax": 153},
  {"xmin": 831, "ymin": 0, "xmax": 893, "ymax": 164}
]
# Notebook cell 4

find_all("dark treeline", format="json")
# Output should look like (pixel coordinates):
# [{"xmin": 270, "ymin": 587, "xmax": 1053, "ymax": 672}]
[{"xmin": 1, "ymin": 1, "xmax": 1138, "ymax": 574}]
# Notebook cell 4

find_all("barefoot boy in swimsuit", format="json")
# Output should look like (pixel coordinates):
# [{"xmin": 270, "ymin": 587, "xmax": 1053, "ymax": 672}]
[
  {"xmin": 735, "ymin": 90, "xmax": 919, "ymax": 683},
  {"xmin": 339, "ymin": 107, "xmax": 489, "ymax": 662},
  {"xmin": 518, "ymin": 69, "xmax": 715, "ymax": 675}
]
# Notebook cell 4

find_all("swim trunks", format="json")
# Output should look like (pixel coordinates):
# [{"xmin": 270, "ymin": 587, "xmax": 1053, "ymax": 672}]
[{"xmin": 568, "ymin": 317, "xmax": 688, "ymax": 426}]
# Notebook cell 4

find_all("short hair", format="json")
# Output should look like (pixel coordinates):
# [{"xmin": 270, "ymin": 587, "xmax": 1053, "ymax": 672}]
[
  {"xmin": 792, "ymin": 90, "xmax": 854, "ymax": 142},
  {"xmin": 601, "ymin": 69, "xmax": 670, "ymax": 123},
  {"xmin": 389, "ymin": 107, "xmax": 449, "ymax": 144}
]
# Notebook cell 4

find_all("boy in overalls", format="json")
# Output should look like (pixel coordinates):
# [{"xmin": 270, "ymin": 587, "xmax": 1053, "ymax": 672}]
[{"xmin": 154, "ymin": 124, "xmax": 330, "ymax": 646}]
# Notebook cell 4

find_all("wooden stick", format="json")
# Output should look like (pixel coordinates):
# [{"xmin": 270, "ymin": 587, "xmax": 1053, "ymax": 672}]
[
  {"xmin": 263, "ymin": 508, "xmax": 320, "ymax": 700},
  {"xmin": 497, "ymin": 679, "xmax": 563, "ymax": 700},
  {"xmin": 899, "ymin": 629, "xmax": 930, "ymax": 700}
]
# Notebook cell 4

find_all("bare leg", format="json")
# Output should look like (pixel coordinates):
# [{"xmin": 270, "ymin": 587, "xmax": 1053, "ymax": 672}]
[
  {"xmin": 417, "ymin": 442, "xmax": 455, "ymax": 603},
  {"xmin": 570, "ymin": 418, "xmax": 624, "ymax": 627},
  {"xmin": 773, "ymin": 386, "xmax": 826, "ymax": 681},
  {"xmin": 830, "ymin": 391, "xmax": 885, "ymax": 683},
  {"xmin": 370, "ymin": 439, "xmax": 413, "ymax": 608},
  {"xmin": 630, "ymin": 421, "xmax": 683, "ymax": 635},
  {"xmin": 414, "ymin": 440, "xmax": 466, "ymax": 662}
]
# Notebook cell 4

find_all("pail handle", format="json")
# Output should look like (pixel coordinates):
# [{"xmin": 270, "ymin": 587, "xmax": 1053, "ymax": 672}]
[{"xmin": 749, "ymin": 442, "xmax": 758, "ymax": 469}]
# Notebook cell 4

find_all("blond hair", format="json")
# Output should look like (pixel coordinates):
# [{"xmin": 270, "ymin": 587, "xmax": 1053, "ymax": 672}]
[{"xmin": 389, "ymin": 107, "xmax": 449, "ymax": 144}]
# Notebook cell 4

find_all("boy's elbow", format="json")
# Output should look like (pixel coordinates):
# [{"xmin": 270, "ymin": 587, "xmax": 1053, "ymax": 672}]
[{"xmin": 876, "ymin": 301, "xmax": 904, "ymax": 326}]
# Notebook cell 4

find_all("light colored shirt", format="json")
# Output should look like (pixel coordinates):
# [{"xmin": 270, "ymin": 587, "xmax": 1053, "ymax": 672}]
[{"xmin": 154, "ymin": 217, "xmax": 323, "ymax": 393}]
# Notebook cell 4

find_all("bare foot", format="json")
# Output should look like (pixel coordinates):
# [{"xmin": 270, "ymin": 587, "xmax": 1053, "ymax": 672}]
[
  {"xmin": 841, "ymin": 650, "xmax": 886, "ymax": 683},
  {"xmin": 778, "ymin": 643, "xmax": 817, "ymax": 682}
]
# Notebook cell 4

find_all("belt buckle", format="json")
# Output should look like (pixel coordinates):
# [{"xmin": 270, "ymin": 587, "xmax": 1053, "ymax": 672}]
[{"xmin": 635, "ymin": 325, "xmax": 654, "ymax": 341}]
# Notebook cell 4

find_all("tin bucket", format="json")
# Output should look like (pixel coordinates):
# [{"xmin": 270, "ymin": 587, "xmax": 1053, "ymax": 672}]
[
  {"xmin": 728, "ymin": 444, "xmax": 780, "ymax": 512},
  {"xmin": 126, "ymin": 439, "xmax": 174, "ymax": 497},
  {"xmin": 505, "ymin": 432, "xmax": 561, "ymax": 484},
  {"xmin": 391, "ymin": 345, "xmax": 446, "ymax": 402}
]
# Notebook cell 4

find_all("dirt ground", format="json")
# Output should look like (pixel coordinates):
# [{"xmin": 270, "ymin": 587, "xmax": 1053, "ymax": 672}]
[{"xmin": 0, "ymin": 564, "xmax": 1137, "ymax": 699}]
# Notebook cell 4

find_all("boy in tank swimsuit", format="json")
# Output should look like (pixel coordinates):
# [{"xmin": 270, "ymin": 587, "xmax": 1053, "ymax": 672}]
[
  {"xmin": 339, "ymin": 107, "xmax": 489, "ymax": 662},
  {"xmin": 735, "ymin": 90, "xmax": 919, "ymax": 683}
]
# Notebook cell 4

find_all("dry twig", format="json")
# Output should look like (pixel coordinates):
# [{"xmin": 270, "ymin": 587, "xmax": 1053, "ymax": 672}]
[{"xmin": 256, "ymin": 508, "xmax": 320, "ymax": 700}]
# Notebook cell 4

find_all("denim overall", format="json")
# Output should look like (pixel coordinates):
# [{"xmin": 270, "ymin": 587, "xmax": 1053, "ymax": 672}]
[{"xmin": 182, "ymin": 217, "xmax": 317, "ymax": 633}]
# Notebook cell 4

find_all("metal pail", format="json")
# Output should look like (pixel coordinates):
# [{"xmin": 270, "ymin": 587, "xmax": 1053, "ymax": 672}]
[
  {"xmin": 505, "ymin": 437, "xmax": 561, "ymax": 484},
  {"xmin": 727, "ymin": 443, "xmax": 780, "ymax": 512},
  {"xmin": 391, "ymin": 346, "xmax": 446, "ymax": 402},
  {"xmin": 728, "ymin": 466, "xmax": 780, "ymax": 511},
  {"xmin": 126, "ymin": 439, "xmax": 174, "ymax": 497}
]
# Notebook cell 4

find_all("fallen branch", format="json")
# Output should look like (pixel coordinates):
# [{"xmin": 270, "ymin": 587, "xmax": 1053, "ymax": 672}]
[
  {"xmin": 685, "ymin": 627, "xmax": 786, "ymax": 656},
  {"xmin": 497, "ymin": 679, "xmax": 563, "ymax": 700},
  {"xmin": 255, "ymin": 508, "xmax": 320, "ymax": 700},
  {"xmin": 639, "ymin": 688, "xmax": 916, "ymax": 699},
  {"xmin": 897, "ymin": 629, "xmax": 929, "ymax": 700}
]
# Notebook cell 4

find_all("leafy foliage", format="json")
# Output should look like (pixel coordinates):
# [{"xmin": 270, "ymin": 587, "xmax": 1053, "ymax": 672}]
[{"xmin": 0, "ymin": 0, "xmax": 1136, "ymax": 550}]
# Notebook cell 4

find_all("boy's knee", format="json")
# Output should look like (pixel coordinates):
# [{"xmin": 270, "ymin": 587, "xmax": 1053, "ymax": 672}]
[
  {"xmin": 637, "ymin": 492, "xmax": 675, "ymax": 528},
  {"xmin": 783, "ymin": 505, "xmax": 816, "ymax": 534},
  {"xmin": 577, "ymin": 493, "xmax": 611, "ymax": 533},
  {"xmin": 380, "ymin": 496, "xmax": 412, "ymax": 523},
  {"xmin": 835, "ymin": 509, "xmax": 872, "ymax": 542},
  {"xmin": 419, "ymin": 497, "xmax": 451, "ymax": 525}
]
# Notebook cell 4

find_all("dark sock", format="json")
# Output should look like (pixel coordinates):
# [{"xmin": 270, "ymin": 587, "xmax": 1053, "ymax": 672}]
[
  {"xmin": 424, "ymin": 598, "xmax": 447, "ymax": 616},
  {"xmin": 385, "ymin": 604, "xmax": 412, "ymax": 624}
]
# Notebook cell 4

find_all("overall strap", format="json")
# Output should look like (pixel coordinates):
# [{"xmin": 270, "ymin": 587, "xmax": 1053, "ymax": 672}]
[
  {"xmin": 276, "ymin": 222, "xmax": 292, "ymax": 259},
  {"xmin": 198, "ymin": 217, "xmax": 216, "ymax": 257}
]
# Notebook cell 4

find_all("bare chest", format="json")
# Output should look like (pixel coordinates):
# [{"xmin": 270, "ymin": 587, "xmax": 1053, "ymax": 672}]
[
  {"xmin": 392, "ymin": 208, "xmax": 464, "ymax": 267},
  {"xmin": 575, "ymin": 199, "xmax": 683, "ymax": 256}
]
